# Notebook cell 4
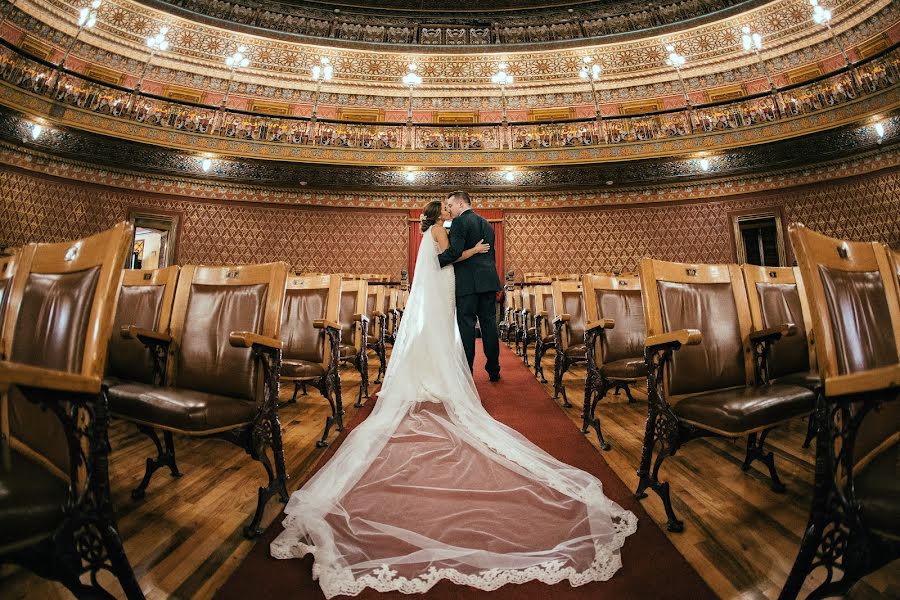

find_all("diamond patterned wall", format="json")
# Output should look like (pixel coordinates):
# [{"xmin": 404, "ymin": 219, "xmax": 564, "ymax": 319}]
[
  {"xmin": 2, "ymin": 163, "xmax": 897, "ymax": 278},
  {"xmin": 505, "ymin": 169, "xmax": 900, "ymax": 275},
  {"xmin": 0, "ymin": 166, "xmax": 409, "ymax": 276}
]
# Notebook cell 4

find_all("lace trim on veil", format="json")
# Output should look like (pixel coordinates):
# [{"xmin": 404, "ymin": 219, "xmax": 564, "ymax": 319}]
[{"xmin": 273, "ymin": 510, "xmax": 637, "ymax": 597}]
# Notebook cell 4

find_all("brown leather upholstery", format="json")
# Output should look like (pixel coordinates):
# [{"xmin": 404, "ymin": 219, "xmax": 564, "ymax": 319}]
[
  {"xmin": 658, "ymin": 281, "xmax": 746, "ymax": 396},
  {"xmin": 561, "ymin": 290, "xmax": 585, "ymax": 345},
  {"xmin": 565, "ymin": 343, "xmax": 586, "ymax": 358},
  {"xmin": 176, "ymin": 283, "xmax": 267, "ymax": 402},
  {"xmin": 773, "ymin": 370, "xmax": 821, "ymax": 389},
  {"xmin": 601, "ymin": 357, "xmax": 647, "ymax": 379},
  {"xmin": 107, "ymin": 383, "xmax": 257, "ymax": 432},
  {"xmin": 339, "ymin": 293, "xmax": 357, "ymax": 346},
  {"xmin": 9, "ymin": 267, "xmax": 102, "ymax": 476},
  {"xmin": 281, "ymin": 360, "xmax": 326, "ymax": 379},
  {"xmin": 0, "ymin": 449, "xmax": 67, "ymax": 552},
  {"xmin": 11, "ymin": 267, "xmax": 101, "ymax": 372},
  {"xmin": 107, "ymin": 284, "xmax": 166, "ymax": 384},
  {"xmin": 855, "ymin": 442, "xmax": 900, "ymax": 539},
  {"xmin": 819, "ymin": 266, "xmax": 899, "ymax": 375},
  {"xmin": 755, "ymin": 282, "xmax": 810, "ymax": 378},
  {"xmin": 281, "ymin": 287, "xmax": 327, "ymax": 364},
  {"xmin": 596, "ymin": 289, "xmax": 645, "ymax": 364},
  {"xmin": 673, "ymin": 383, "xmax": 814, "ymax": 434}
]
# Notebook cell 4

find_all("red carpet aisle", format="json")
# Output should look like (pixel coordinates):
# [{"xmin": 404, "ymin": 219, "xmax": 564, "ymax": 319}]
[{"xmin": 216, "ymin": 344, "xmax": 716, "ymax": 599}]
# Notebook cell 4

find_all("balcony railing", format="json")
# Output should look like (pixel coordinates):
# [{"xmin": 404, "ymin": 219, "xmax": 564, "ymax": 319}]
[{"xmin": 0, "ymin": 39, "xmax": 896, "ymax": 153}]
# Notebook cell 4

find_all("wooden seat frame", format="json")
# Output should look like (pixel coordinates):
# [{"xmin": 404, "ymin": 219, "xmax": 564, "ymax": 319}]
[
  {"xmin": 581, "ymin": 273, "xmax": 646, "ymax": 450},
  {"xmin": 0, "ymin": 223, "xmax": 143, "ymax": 599},
  {"xmin": 116, "ymin": 262, "xmax": 289, "ymax": 538},
  {"xmin": 637, "ymin": 258, "xmax": 809, "ymax": 532},
  {"xmin": 779, "ymin": 227, "xmax": 900, "ymax": 600}
]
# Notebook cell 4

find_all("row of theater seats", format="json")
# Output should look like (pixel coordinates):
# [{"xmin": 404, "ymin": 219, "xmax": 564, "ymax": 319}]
[
  {"xmin": 0, "ymin": 224, "xmax": 410, "ymax": 599},
  {"xmin": 500, "ymin": 225, "xmax": 900, "ymax": 600}
]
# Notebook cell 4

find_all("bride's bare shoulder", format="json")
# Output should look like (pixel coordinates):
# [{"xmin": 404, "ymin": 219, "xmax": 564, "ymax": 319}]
[{"xmin": 430, "ymin": 224, "xmax": 449, "ymax": 241}]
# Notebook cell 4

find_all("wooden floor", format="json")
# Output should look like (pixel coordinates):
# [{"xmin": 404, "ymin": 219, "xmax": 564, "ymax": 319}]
[{"xmin": 2, "ymin": 344, "xmax": 897, "ymax": 599}]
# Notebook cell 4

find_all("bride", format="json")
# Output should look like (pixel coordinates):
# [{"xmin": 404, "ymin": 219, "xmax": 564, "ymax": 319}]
[{"xmin": 271, "ymin": 200, "xmax": 637, "ymax": 597}]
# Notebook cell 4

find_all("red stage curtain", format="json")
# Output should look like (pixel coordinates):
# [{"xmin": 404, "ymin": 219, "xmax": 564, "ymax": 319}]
[{"xmin": 408, "ymin": 208, "xmax": 504, "ymax": 284}]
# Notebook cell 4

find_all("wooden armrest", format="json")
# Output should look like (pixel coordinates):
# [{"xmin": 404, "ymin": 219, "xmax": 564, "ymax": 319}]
[
  {"xmin": 0, "ymin": 362, "xmax": 101, "ymax": 394},
  {"xmin": 229, "ymin": 331, "xmax": 283, "ymax": 350},
  {"xmin": 645, "ymin": 329, "xmax": 702, "ymax": 350},
  {"xmin": 586, "ymin": 319, "xmax": 615, "ymax": 333},
  {"xmin": 538, "ymin": 311, "xmax": 548, "ymax": 319},
  {"xmin": 351, "ymin": 313, "xmax": 368, "ymax": 323},
  {"xmin": 825, "ymin": 365, "xmax": 900, "ymax": 397},
  {"xmin": 120, "ymin": 325, "xmax": 172, "ymax": 343},
  {"xmin": 553, "ymin": 313, "xmax": 572, "ymax": 324},
  {"xmin": 313, "ymin": 319, "xmax": 341, "ymax": 330},
  {"xmin": 371, "ymin": 310, "xmax": 385, "ymax": 318},
  {"xmin": 749, "ymin": 323, "xmax": 797, "ymax": 343}
]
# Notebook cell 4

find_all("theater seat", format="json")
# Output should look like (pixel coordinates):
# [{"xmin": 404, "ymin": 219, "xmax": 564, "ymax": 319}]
[
  {"xmin": 581, "ymin": 274, "xmax": 648, "ymax": 449},
  {"xmin": 364, "ymin": 285, "xmax": 388, "ymax": 384},
  {"xmin": 108, "ymin": 262, "xmax": 289, "ymax": 538},
  {"xmin": 338, "ymin": 279, "xmax": 371, "ymax": 407},
  {"xmin": 780, "ymin": 228, "xmax": 900, "ymax": 600},
  {"xmin": 0, "ymin": 223, "xmax": 143, "ymax": 598},
  {"xmin": 279, "ymin": 274, "xmax": 344, "ymax": 447},
  {"xmin": 551, "ymin": 280, "xmax": 588, "ymax": 406},
  {"xmin": 636, "ymin": 258, "xmax": 815, "ymax": 533}
]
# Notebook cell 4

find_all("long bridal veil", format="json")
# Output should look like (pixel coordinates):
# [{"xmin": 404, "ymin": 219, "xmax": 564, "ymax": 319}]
[{"xmin": 270, "ymin": 233, "xmax": 637, "ymax": 597}]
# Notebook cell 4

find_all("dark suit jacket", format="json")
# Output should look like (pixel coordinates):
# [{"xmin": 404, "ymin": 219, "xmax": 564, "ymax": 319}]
[{"xmin": 437, "ymin": 209, "xmax": 502, "ymax": 297}]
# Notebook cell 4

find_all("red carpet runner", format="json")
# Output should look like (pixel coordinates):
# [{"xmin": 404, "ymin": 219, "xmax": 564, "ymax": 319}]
[{"xmin": 216, "ymin": 344, "xmax": 716, "ymax": 599}]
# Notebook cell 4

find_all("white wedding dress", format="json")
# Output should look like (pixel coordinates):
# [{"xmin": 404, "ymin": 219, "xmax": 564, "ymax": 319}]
[{"xmin": 270, "ymin": 230, "xmax": 637, "ymax": 597}]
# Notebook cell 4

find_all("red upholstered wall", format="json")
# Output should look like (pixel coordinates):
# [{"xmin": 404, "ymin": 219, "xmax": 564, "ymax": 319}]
[
  {"xmin": 504, "ymin": 168, "xmax": 900, "ymax": 275},
  {"xmin": 2, "ymin": 158, "xmax": 897, "ymax": 278},
  {"xmin": 0, "ymin": 164, "xmax": 409, "ymax": 277}
]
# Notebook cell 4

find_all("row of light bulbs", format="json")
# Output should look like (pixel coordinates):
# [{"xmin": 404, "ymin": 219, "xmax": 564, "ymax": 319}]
[{"xmin": 69, "ymin": 0, "xmax": 838, "ymax": 90}]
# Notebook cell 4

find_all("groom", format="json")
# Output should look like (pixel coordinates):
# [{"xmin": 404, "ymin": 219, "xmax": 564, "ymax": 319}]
[{"xmin": 437, "ymin": 191, "xmax": 502, "ymax": 381}]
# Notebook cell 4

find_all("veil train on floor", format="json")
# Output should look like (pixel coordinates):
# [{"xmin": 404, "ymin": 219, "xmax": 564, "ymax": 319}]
[{"xmin": 270, "ymin": 233, "xmax": 637, "ymax": 598}]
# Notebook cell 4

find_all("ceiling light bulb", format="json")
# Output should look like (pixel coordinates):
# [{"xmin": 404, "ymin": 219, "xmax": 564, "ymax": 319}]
[
  {"xmin": 699, "ymin": 158, "xmax": 710, "ymax": 171},
  {"xmin": 31, "ymin": 123, "xmax": 44, "ymax": 139},
  {"xmin": 874, "ymin": 122, "xmax": 885, "ymax": 137},
  {"xmin": 404, "ymin": 171, "xmax": 416, "ymax": 182},
  {"xmin": 201, "ymin": 157, "xmax": 212, "ymax": 172},
  {"xmin": 503, "ymin": 171, "xmax": 515, "ymax": 182},
  {"xmin": 582, "ymin": 56, "xmax": 592, "ymax": 64}
]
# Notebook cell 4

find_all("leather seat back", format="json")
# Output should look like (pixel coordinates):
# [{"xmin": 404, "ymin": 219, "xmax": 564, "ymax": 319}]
[
  {"xmin": 170, "ymin": 263, "xmax": 288, "ymax": 404},
  {"xmin": 3, "ymin": 224, "xmax": 132, "ymax": 480},
  {"xmin": 640, "ymin": 261, "xmax": 754, "ymax": 400},
  {"xmin": 338, "ymin": 279, "xmax": 368, "ymax": 351},
  {"xmin": 756, "ymin": 281, "xmax": 810, "ymax": 377},
  {"xmin": 597, "ymin": 288, "xmax": 646, "ymax": 363},
  {"xmin": 790, "ymin": 226, "xmax": 900, "ymax": 470},
  {"xmin": 281, "ymin": 275, "xmax": 340, "ymax": 366},
  {"xmin": 551, "ymin": 281, "xmax": 585, "ymax": 348},
  {"xmin": 107, "ymin": 266, "xmax": 179, "ymax": 384}
]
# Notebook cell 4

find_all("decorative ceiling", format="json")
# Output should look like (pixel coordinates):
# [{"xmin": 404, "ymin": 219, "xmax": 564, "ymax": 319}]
[
  {"xmin": 142, "ymin": 0, "xmax": 763, "ymax": 47},
  {"xmin": 0, "ymin": 0, "xmax": 896, "ymax": 185}
]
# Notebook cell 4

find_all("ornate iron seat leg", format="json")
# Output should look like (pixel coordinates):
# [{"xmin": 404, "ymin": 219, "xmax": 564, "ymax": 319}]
[
  {"xmin": 582, "ymin": 339, "xmax": 612, "ymax": 450},
  {"xmin": 131, "ymin": 426, "xmax": 182, "ymax": 500},
  {"xmin": 741, "ymin": 428, "xmax": 786, "ymax": 493},
  {"xmin": 241, "ymin": 345, "xmax": 289, "ymax": 539},
  {"xmin": 634, "ymin": 346, "xmax": 685, "ymax": 533}
]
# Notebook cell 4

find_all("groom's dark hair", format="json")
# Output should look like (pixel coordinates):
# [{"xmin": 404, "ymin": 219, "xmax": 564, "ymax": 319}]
[{"xmin": 447, "ymin": 190, "xmax": 471, "ymax": 205}]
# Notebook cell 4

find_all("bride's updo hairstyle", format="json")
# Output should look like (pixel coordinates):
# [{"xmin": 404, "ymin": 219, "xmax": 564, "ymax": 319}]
[{"xmin": 420, "ymin": 200, "xmax": 443, "ymax": 232}]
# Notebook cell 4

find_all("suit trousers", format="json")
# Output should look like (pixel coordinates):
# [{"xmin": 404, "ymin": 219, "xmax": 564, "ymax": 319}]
[{"xmin": 456, "ymin": 291, "xmax": 501, "ymax": 377}]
